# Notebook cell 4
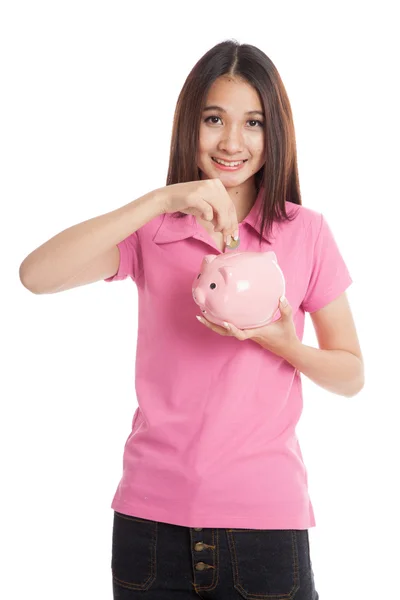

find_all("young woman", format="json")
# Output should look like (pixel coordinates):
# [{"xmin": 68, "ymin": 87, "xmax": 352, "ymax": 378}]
[{"xmin": 19, "ymin": 40, "xmax": 364, "ymax": 599}]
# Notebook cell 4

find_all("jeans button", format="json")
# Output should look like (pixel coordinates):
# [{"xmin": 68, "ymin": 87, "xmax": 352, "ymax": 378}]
[
  {"xmin": 194, "ymin": 542, "xmax": 205, "ymax": 551},
  {"xmin": 194, "ymin": 527, "xmax": 203, "ymax": 531}
]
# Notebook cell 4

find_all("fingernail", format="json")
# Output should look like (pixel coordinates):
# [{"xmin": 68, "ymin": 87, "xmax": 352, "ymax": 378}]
[
  {"xmin": 280, "ymin": 295, "xmax": 287, "ymax": 305},
  {"xmin": 196, "ymin": 315, "xmax": 203, "ymax": 322},
  {"xmin": 233, "ymin": 229, "xmax": 239, "ymax": 241},
  {"xmin": 226, "ymin": 234, "xmax": 232, "ymax": 246},
  {"xmin": 222, "ymin": 321, "xmax": 230, "ymax": 329}
]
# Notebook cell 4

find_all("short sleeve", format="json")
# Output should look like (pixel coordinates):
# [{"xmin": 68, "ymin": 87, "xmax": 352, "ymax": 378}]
[
  {"xmin": 104, "ymin": 231, "xmax": 142, "ymax": 283},
  {"xmin": 301, "ymin": 214, "xmax": 353, "ymax": 313}
]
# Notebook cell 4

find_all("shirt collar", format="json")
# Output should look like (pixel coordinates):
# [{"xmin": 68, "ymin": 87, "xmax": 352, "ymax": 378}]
[{"xmin": 153, "ymin": 186, "xmax": 268, "ymax": 244}]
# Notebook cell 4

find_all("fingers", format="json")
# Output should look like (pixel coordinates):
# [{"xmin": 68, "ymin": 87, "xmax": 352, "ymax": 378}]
[
  {"xmin": 197, "ymin": 315, "xmax": 231, "ymax": 336},
  {"xmin": 214, "ymin": 203, "xmax": 237, "ymax": 236},
  {"xmin": 187, "ymin": 199, "xmax": 213, "ymax": 223},
  {"xmin": 197, "ymin": 316, "xmax": 250, "ymax": 341},
  {"xmin": 207, "ymin": 180, "xmax": 239, "ymax": 241},
  {"xmin": 201, "ymin": 204, "xmax": 214, "ymax": 223},
  {"xmin": 186, "ymin": 180, "xmax": 239, "ymax": 242}
]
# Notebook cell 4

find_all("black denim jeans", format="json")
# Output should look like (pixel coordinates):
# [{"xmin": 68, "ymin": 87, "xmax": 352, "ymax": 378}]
[{"xmin": 111, "ymin": 510, "xmax": 319, "ymax": 599}]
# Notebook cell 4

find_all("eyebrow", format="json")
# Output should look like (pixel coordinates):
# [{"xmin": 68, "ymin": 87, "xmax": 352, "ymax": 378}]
[{"xmin": 203, "ymin": 105, "xmax": 265, "ymax": 117}]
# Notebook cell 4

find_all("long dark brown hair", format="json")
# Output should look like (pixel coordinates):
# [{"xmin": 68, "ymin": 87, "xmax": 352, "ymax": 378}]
[{"xmin": 166, "ymin": 39, "xmax": 302, "ymax": 245}]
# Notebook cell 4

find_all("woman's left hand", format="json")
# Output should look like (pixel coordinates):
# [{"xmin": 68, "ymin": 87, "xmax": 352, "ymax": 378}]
[{"xmin": 196, "ymin": 296, "xmax": 300, "ymax": 356}]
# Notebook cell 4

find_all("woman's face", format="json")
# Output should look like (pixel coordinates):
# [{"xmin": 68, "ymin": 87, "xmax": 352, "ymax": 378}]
[{"xmin": 197, "ymin": 76, "xmax": 266, "ymax": 188}]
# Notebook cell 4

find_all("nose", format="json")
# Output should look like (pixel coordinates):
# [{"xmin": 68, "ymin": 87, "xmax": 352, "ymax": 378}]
[
  {"xmin": 193, "ymin": 287, "xmax": 206, "ymax": 305},
  {"xmin": 218, "ymin": 125, "xmax": 244, "ymax": 153}
]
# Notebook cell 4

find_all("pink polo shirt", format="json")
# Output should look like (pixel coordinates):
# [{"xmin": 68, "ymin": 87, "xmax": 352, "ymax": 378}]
[{"xmin": 104, "ymin": 187, "xmax": 353, "ymax": 529}]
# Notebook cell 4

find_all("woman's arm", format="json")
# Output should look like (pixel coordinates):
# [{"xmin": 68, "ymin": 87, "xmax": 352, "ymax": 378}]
[
  {"xmin": 276, "ymin": 293, "xmax": 364, "ymax": 397},
  {"xmin": 19, "ymin": 188, "xmax": 166, "ymax": 294}
]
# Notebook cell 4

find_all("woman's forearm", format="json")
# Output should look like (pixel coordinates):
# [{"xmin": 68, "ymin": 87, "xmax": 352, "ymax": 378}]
[
  {"xmin": 271, "ymin": 340, "xmax": 365, "ymax": 397},
  {"xmin": 19, "ymin": 188, "xmax": 166, "ymax": 294}
]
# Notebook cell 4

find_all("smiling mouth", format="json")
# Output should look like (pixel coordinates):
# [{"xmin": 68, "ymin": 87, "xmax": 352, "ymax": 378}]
[{"xmin": 212, "ymin": 157, "xmax": 248, "ymax": 166}]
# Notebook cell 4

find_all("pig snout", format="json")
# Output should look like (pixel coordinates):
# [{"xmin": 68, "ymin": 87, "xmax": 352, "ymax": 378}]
[{"xmin": 192, "ymin": 286, "xmax": 206, "ymax": 306}]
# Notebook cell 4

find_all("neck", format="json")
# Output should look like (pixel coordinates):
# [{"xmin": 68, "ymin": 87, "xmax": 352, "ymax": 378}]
[{"xmin": 226, "ymin": 182, "xmax": 258, "ymax": 222}]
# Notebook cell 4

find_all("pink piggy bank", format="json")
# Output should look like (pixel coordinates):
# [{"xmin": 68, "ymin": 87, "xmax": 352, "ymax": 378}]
[{"xmin": 192, "ymin": 251, "xmax": 285, "ymax": 330}]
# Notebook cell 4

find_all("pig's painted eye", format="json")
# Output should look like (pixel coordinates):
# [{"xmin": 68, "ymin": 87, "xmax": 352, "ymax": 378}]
[
  {"xmin": 210, "ymin": 283, "xmax": 217, "ymax": 290},
  {"xmin": 197, "ymin": 273, "xmax": 201, "ymax": 279}
]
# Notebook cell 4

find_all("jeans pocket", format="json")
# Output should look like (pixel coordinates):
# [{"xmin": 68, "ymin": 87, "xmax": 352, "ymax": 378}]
[
  {"xmin": 226, "ymin": 529, "xmax": 300, "ymax": 600},
  {"xmin": 111, "ymin": 511, "xmax": 157, "ymax": 592}
]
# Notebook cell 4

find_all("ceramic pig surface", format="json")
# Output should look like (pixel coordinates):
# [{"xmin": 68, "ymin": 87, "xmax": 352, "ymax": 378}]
[{"xmin": 192, "ymin": 251, "xmax": 285, "ymax": 330}]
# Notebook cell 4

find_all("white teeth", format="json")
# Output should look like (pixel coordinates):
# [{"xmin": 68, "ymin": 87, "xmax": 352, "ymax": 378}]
[{"xmin": 213, "ymin": 157, "xmax": 246, "ymax": 167}]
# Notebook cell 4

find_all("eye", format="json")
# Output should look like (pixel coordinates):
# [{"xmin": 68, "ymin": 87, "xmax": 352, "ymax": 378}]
[
  {"xmin": 248, "ymin": 119, "xmax": 264, "ymax": 127},
  {"xmin": 205, "ymin": 116, "xmax": 222, "ymax": 124},
  {"xmin": 204, "ymin": 116, "xmax": 264, "ymax": 127},
  {"xmin": 197, "ymin": 273, "xmax": 201, "ymax": 279},
  {"xmin": 210, "ymin": 283, "xmax": 216, "ymax": 289}
]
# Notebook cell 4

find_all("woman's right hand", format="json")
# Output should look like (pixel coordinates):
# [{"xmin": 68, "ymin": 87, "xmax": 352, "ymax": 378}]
[{"xmin": 157, "ymin": 179, "xmax": 239, "ymax": 242}]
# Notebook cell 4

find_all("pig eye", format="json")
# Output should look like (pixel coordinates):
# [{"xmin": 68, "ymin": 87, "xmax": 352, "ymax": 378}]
[
  {"xmin": 210, "ymin": 283, "xmax": 217, "ymax": 290},
  {"xmin": 197, "ymin": 273, "xmax": 201, "ymax": 279}
]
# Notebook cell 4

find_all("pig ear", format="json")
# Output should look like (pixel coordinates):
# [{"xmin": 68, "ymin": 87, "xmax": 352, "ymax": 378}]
[
  {"xmin": 218, "ymin": 266, "xmax": 235, "ymax": 284},
  {"xmin": 203, "ymin": 254, "xmax": 217, "ymax": 264}
]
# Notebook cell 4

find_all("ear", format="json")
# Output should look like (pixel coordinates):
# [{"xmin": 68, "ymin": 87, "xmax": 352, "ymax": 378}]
[{"xmin": 218, "ymin": 266, "xmax": 235, "ymax": 284}]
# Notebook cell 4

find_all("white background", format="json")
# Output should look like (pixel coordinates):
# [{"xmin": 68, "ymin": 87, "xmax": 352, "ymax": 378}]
[{"xmin": 2, "ymin": 1, "xmax": 399, "ymax": 598}]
